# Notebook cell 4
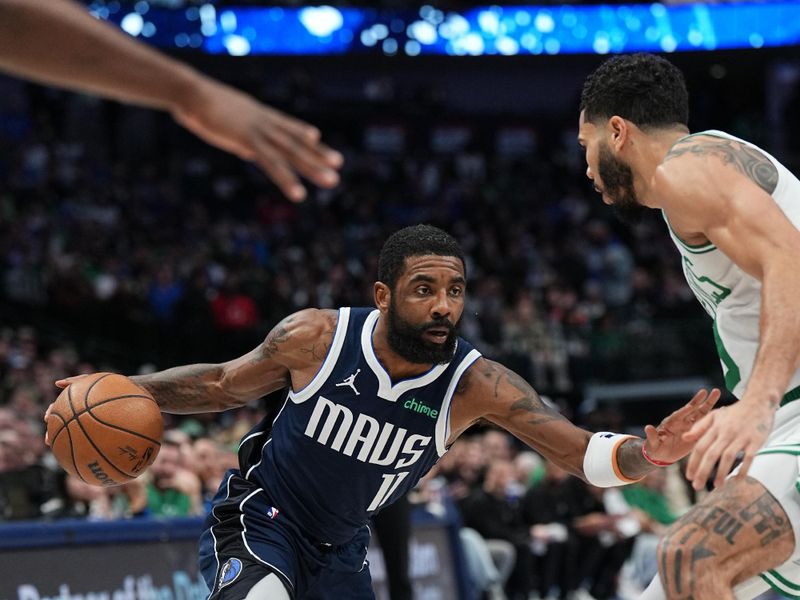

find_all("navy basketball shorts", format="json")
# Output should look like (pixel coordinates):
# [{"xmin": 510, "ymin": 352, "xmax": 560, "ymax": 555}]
[{"xmin": 199, "ymin": 472, "xmax": 374, "ymax": 600}]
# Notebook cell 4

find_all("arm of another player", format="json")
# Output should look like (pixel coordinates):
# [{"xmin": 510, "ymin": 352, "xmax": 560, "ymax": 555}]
[
  {"xmin": 448, "ymin": 358, "xmax": 719, "ymax": 483},
  {"xmin": 54, "ymin": 308, "xmax": 337, "ymax": 414},
  {"xmin": 0, "ymin": 0, "xmax": 342, "ymax": 201},
  {"xmin": 657, "ymin": 138, "xmax": 800, "ymax": 489}
]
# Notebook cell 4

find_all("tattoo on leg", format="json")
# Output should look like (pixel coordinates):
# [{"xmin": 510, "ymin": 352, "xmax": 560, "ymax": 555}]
[
  {"xmin": 697, "ymin": 506, "xmax": 743, "ymax": 545},
  {"xmin": 674, "ymin": 548, "xmax": 683, "ymax": 593},
  {"xmin": 659, "ymin": 478, "xmax": 792, "ymax": 599},
  {"xmin": 739, "ymin": 493, "xmax": 789, "ymax": 546}
]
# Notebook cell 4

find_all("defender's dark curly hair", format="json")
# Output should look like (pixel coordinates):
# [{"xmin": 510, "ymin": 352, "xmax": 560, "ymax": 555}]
[
  {"xmin": 580, "ymin": 53, "xmax": 689, "ymax": 129},
  {"xmin": 378, "ymin": 224, "xmax": 465, "ymax": 289}
]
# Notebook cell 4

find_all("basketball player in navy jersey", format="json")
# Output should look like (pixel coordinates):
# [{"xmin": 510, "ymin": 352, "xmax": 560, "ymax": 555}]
[{"xmin": 51, "ymin": 224, "xmax": 718, "ymax": 599}]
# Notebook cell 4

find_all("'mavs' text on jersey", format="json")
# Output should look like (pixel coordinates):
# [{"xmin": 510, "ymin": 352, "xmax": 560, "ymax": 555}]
[{"xmin": 304, "ymin": 396, "xmax": 431, "ymax": 469}]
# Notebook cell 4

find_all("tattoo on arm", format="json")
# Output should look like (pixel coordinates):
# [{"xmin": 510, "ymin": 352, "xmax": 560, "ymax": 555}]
[
  {"xmin": 455, "ymin": 368, "xmax": 472, "ymax": 395},
  {"xmin": 133, "ymin": 364, "xmax": 224, "ymax": 413},
  {"xmin": 298, "ymin": 323, "xmax": 335, "ymax": 362},
  {"xmin": 252, "ymin": 316, "xmax": 294, "ymax": 363},
  {"xmin": 614, "ymin": 438, "xmax": 653, "ymax": 481},
  {"xmin": 664, "ymin": 138, "xmax": 778, "ymax": 195},
  {"xmin": 502, "ymin": 367, "xmax": 566, "ymax": 427}
]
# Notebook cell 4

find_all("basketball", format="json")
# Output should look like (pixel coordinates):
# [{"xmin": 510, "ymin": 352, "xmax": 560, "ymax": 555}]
[{"xmin": 46, "ymin": 372, "xmax": 163, "ymax": 487}]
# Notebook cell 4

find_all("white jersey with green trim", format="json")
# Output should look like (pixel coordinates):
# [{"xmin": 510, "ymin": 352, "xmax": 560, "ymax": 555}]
[{"xmin": 663, "ymin": 129, "xmax": 800, "ymax": 402}]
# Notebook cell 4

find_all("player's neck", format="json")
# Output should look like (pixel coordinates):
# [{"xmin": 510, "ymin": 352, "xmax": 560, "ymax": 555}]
[{"xmin": 631, "ymin": 127, "xmax": 689, "ymax": 207}]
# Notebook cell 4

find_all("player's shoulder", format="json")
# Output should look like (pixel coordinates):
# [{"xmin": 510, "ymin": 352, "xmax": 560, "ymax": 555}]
[
  {"xmin": 659, "ymin": 133, "xmax": 726, "ymax": 178},
  {"xmin": 657, "ymin": 130, "xmax": 778, "ymax": 208},
  {"xmin": 659, "ymin": 130, "xmax": 766, "ymax": 181},
  {"xmin": 454, "ymin": 356, "xmax": 503, "ymax": 398},
  {"xmin": 285, "ymin": 307, "xmax": 338, "ymax": 336},
  {"xmin": 267, "ymin": 307, "xmax": 339, "ymax": 351},
  {"xmin": 653, "ymin": 133, "xmax": 732, "ymax": 211}
]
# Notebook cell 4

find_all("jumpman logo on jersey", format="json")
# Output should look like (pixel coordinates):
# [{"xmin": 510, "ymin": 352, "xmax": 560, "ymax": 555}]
[{"xmin": 335, "ymin": 369, "xmax": 361, "ymax": 395}]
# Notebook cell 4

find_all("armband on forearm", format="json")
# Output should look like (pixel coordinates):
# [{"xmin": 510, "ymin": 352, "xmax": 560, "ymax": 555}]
[{"xmin": 582, "ymin": 432, "xmax": 644, "ymax": 487}]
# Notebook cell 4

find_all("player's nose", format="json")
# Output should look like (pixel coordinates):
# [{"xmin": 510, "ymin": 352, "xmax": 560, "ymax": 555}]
[
  {"xmin": 430, "ymin": 289, "xmax": 452, "ymax": 318},
  {"xmin": 586, "ymin": 165, "xmax": 594, "ymax": 181}
]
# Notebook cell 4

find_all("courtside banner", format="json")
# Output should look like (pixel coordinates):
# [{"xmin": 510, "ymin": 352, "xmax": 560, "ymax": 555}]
[{"xmin": 0, "ymin": 516, "xmax": 464, "ymax": 600}]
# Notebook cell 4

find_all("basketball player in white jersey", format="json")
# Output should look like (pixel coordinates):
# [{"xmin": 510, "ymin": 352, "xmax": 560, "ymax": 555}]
[{"xmin": 578, "ymin": 53, "xmax": 800, "ymax": 599}]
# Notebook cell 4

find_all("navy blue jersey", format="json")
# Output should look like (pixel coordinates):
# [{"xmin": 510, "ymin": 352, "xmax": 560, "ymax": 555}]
[{"xmin": 238, "ymin": 307, "xmax": 480, "ymax": 545}]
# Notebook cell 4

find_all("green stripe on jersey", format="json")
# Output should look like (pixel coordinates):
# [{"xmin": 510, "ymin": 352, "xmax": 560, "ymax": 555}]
[
  {"xmin": 662, "ymin": 211, "xmax": 716, "ymax": 253},
  {"xmin": 783, "ymin": 385, "xmax": 800, "ymax": 406},
  {"xmin": 762, "ymin": 569, "xmax": 800, "ymax": 595}
]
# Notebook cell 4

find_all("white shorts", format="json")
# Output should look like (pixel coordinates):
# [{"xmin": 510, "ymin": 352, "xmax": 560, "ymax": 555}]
[{"xmin": 732, "ymin": 399, "xmax": 800, "ymax": 599}]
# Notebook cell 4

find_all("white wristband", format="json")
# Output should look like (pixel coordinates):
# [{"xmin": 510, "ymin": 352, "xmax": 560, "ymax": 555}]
[{"xmin": 583, "ymin": 432, "xmax": 643, "ymax": 487}]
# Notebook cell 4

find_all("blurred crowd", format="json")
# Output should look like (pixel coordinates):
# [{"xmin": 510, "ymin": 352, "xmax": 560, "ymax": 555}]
[
  {"xmin": 0, "ymin": 74, "xmax": 718, "ymax": 385},
  {"xmin": 0, "ymin": 331, "xmax": 255, "ymax": 522}
]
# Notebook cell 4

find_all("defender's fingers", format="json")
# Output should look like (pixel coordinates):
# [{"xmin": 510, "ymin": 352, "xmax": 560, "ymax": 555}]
[
  {"xmin": 686, "ymin": 425, "xmax": 717, "ymax": 479},
  {"xmin": 698, "ymin": 388, "xmax": 721, "ymax": 414},
  {"xmin": 683, "ymin": 412, "xmax": 714, "ymax": 442}
]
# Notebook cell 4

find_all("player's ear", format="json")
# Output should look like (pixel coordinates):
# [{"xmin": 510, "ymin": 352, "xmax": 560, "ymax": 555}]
[
  {"xmin": 374, "ymin": 282, "xmax": 390, "ymax": 312},
  {"xmin": 608, "ymin": 115, "xmax": 628, "ymax": 151}
]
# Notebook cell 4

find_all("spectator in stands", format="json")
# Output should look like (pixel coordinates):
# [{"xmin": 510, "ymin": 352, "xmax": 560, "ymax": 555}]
[
  {"xmin": 438, "ymin": 436, "xmax": 487, "ymax": 501},
  {"xmin": 0, "ymin": 407, "xmax": 59, "ymax": 520},
  {"xmin": 618, "ymin": 468, "xmax": 680, "ymax": 596},
  {"xmin": 54, "ymin": 474, "xmax": 114, "ymax": 520},
  {"xmin": 193, "ymin": 437, "xmax": 227, "ymax": 511},
  {"xmin": 571, "ymin": 483, "xmax": 638, "ymax": 600},
  {"xmin": 482, "ymin": 429, "xmax": 514, "ymax": 463},
  {"xmin": 413, "ymin": 465, "xmax": 514, "ymax": 600},
  {"xmin": 145, "ymin": 435, "xmax": 203, "ymax": 517},
  {"xmin": 460, "ymin": 460, "xmax": 534, "ymax": 600},
  {"xmin": 513, "ymin": 450, "xmax": 544, "ymax": 489},
  {"xmin": 521, "ymin": 459, "xmax": 580, "ymax": 600}
]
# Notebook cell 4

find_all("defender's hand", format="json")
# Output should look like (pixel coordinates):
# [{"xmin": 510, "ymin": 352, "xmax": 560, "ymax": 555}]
[
  {"xmin": 173, "ymin": 79, "xmax": 343, "ymax": 202},
  {"xmin": 684, "ymin": 399, "xmax": 774, "ymax": 490},
  {"xmin": 643, "ymin": 388, "xmax": 721, "ymax": 466}
]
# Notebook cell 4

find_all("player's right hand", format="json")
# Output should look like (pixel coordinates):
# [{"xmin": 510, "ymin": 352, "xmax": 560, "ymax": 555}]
[
  {"xmin": 44, "ymin": 374, "xmax": 92, "ymax": 446},
  {"xmin": 684, "ymin": 399, "xmax": 775, "ymax": 489},
  {"xmin": 55, "ymin": 374, "xmax": 91, "ymax": 389},
  {"xmin": 172, "ymin": 78, "xmax": 344, "ymax": 202}
]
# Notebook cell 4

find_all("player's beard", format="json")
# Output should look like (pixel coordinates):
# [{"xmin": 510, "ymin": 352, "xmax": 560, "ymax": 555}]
[
  {"xmin": 386, "ymin": 297, "xmax": 458, "ymax": 365},
  {"xmin": 598, "ymin": 142, "xmax": 647, "ymax": 225}
]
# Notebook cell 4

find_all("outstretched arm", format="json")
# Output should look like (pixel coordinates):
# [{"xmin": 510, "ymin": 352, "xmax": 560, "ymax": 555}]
[
  {"xmin": 449, "ymin": 358, "xmax": 719, "ymax": 482},
  {"xmin": 0, "ymin": 0, "xmax": 342, "ymax": 201},
  {"xmin": 54, "ymin": 308, "xmax": 337, "ymax": 414},
  {"xmin": 659, "ymin": 137, "xmax": 800, "ymax": 488}
]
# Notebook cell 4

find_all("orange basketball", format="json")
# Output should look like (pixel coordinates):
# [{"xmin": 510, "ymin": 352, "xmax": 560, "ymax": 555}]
[{"xmin": 46, "ymin": 372, "xmax": 163, "ymax": 487}]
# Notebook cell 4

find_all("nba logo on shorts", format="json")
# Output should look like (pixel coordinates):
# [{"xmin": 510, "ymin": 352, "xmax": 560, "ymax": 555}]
[
  {"xmin": 218, "ymin": 558, "xmax": 243, "ymax": 590},
  {"xmin": 267, "ymin": 506, "xmax": 280, "ymax": 519}
]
